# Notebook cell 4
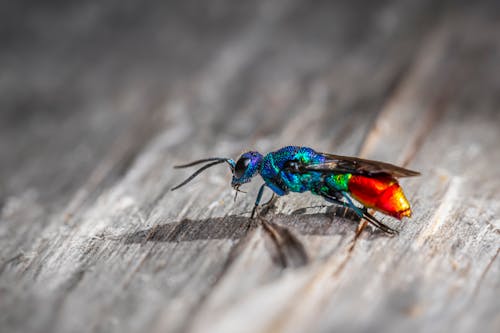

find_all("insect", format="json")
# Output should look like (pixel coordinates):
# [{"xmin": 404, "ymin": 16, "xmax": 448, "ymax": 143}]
[{"xmin": 171, "ymin": 146, "xmax": 419, "ymax": 235}]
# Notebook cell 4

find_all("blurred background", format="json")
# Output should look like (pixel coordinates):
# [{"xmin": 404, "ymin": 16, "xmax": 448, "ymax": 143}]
[
  {"xmin": 1, "ymin": 0, "xmax": 499, "ymax": 206},
  {"xmin": 1, "ymin": 1, "xmax": 499, "ymax": 333},
  {"xmin": 3, "ymin": 0, "xmax": 496, "ymax": 210}
]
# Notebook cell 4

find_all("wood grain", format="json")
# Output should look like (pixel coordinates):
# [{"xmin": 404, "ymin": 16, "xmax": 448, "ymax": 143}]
[{"xmin": 1, "ymin": 1, "xmax": 499, "ymax": 333}]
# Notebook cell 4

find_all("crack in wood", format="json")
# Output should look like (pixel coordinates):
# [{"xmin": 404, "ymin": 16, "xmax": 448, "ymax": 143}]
[
  {"xmin": 177, "ymin": 219, "xmax": 259, "ymax": 333},
  {"xmin": 260, "ymin": 226, "xmax": 366, "ymax": 333},
  {"xmin": 415, "ymin": 176, "xmax": 463, "ymax": 246},
  {"xmin": 260, "ymin": 218, "xmax": 309, "ymax": 268},
  {"xmin": 471, "ymin": 247, "xmax": 500, "ymax": 300}
]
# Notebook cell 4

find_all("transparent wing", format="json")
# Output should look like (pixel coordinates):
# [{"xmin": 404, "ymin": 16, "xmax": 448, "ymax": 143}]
[{"xmin": 303, "ymin": 153, "xmax": 420, "ymax": 178}]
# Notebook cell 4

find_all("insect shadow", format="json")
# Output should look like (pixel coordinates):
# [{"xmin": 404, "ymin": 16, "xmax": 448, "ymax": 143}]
[
  {"xmin": 122, "ymin": 207, "xmax": 391, "ymax": 268},
  {"xmin": 123, "ymin": 215, "xmax": 252, "ymax": 244},
  {"xmin": 123, "ymin": 207, "xmax": 360, "ymax": 244}
]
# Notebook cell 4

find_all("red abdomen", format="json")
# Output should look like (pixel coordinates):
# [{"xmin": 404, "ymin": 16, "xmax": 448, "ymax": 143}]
[{"xmin": 347, "ymin": 175, "xmax": 412, "ymax": 219}]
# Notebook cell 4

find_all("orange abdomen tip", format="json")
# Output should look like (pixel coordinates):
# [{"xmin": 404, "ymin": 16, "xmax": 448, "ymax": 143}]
[{"xmin": 348, "ymin": 175, "xmax": 412, "ymax": 220}]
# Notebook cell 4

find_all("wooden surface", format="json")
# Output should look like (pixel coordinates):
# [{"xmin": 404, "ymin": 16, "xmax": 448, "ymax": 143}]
[{"xmin": 1, "ymin": 1, "xmax": 499, "ymax": 332}]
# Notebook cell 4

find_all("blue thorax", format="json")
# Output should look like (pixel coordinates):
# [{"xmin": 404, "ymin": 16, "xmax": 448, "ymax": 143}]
[{"xmin": 260, "ymin": 146, "xmax": 327, "ymax": 195}]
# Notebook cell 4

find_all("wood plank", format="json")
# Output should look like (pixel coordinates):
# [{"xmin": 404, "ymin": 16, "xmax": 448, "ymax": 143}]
[{"xmin": 0, "ymin": 1, "xmax": 498, "ymax": 333}]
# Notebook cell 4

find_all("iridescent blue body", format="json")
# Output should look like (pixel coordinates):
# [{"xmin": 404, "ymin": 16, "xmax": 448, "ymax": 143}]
[
  {"xmin": 260, "ymin": 146, "xmax": 326, "ymax": 195},
  {"xmin": 232, "ymin": 146, "xmax": 349, "ymax": 199},
  {"xmin": 172, "ymin": 145, "xmax": 420, "ymax": 235}
]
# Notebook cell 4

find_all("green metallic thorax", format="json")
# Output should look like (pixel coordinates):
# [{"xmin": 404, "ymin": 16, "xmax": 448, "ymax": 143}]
[
  {"xmin": 325, "ymin": 173, "xmax": 352, "ymax": 192},
  {"xmin": 259, "ymin": 146, "xmax": 353, "ymax": 197}
]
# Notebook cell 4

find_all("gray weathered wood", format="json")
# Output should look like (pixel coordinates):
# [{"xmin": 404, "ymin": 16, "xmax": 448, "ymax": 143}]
[{"xmin": 1, "ymin": 1, "xmax": 499, "ymax": 333}]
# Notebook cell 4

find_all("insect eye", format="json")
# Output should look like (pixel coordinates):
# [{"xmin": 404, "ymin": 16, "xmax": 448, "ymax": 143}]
[
  {"xmin": 234, "ymin": 157, "xmax": 250, "ymax": 178},
  {"xmin": 284, "ymin": 160, "xmax": 300, "ymax": 172}
]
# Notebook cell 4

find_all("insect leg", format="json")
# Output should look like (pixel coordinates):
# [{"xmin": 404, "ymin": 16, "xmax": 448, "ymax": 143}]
[
  {"xmin": 320, "ymin": 192, "xmax": 360, "ymax": 216},
  {"xmin": 251, "ymin": 184, "xmax": 267, "ymax": 219},
  {"xmin": 321, "ymin": 191, "xmax": 398, "ymax": 235},
  {"xmin": 258, "ymin": 193, "xmax": 279, "ymax": 217},
  {"xmin": 342, "ymin": 193, "xmax": 398, "ymax": 235},
  {"xmin": 359, "ymin": 208, "xmax": 398, "ymax": 235},
  {"xmin": 262, "ymin": 193, "xmax": 276, "ymax": 207},
  {"xmin": 340, "ymin": 193, "xmax": 398, "ymax": 234}
]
